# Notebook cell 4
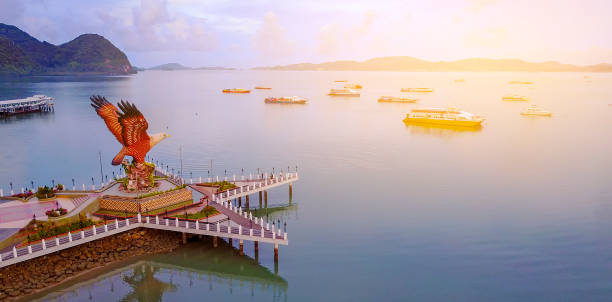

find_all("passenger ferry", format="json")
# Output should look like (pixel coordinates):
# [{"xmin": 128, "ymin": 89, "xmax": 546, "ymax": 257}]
[
  {"xmin": 0, "ymin": 95, "xmax": 55, "ymax": 117},
  {"xmin": 508, "ymin": 81, "xmax": 533, "ymax": 84},
  {"xmin": 334, "ymin": 80, "xmax": 347, "ymax": 82},
  {"xmin": 520, "ymin": 105, "xmax": 552, "ymax": 117},
  {"xmin": 502, "ymin": 94, "xmax": 529, "ymax": 101},
  {"xmin": 328, "ymin": 89, "xmax": 360, "ymax": 97},
  {"xmin": 344, "ymin": 84, "xmax": 363, "ymax": 89},
  {"xmin": 401, "ymin": 88, "xmax": 434, "ymax": 93},
  {"xmin": 222, "ymin": 88, "xmax": 250, "ymax": 93},
  {"xmin": 403, "ymin": 107, "xmax": 485, "ymax": 127},
  {"xmin": 265, "ymin": 96, "xmax": 307, "ymax": 104},
  {"xmin": 378, "ymin": 96, "xmax": 417, "ymax": 103},
  {"xmin": 254, "ymin": 86, "xmax": 272, "ymax": 90}
]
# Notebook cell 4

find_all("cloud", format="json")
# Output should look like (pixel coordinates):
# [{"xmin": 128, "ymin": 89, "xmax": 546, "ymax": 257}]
[
  {"xmin": 467, "ymin": 0, "xmax": 497, "ymax": 13},
  {"xmin": 253, "ymin": 12, "xmax": 295, "ymax": 57},
  {"xmin": 316, "ymin": 10, "xmax": 378, "ymax": 56},
  {"xmin": 464, "ymin": 27, "xmax": 508, "ymax": 48},
  {"xmin": 97, "ymin": 0, "xmax": 217, "ymax": 52},
  {"xmin": 0, "ymin": 0, "xmax": 25, "ymax": 24}
]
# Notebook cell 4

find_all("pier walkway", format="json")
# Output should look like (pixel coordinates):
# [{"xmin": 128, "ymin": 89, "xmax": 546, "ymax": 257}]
[{"xmin": 0, "ymin": 203, "xmax": 288, "ymax": 268}]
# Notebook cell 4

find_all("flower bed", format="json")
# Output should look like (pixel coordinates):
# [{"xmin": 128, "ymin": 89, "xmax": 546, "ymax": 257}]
[{"xmin": 45, "ymin": 208, "xmax": 67, "ymax": 218}]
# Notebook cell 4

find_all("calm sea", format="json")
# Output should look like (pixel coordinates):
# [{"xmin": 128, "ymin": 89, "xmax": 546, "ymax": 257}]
[{"xmin": 1, "ymin": 71, "xmax": 611, "ymax": 301}]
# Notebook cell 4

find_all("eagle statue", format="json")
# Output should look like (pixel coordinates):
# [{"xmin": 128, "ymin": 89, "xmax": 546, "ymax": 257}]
[{"xmin": 90, "ymin": 95, "xmax": 169, "ymax": 165}]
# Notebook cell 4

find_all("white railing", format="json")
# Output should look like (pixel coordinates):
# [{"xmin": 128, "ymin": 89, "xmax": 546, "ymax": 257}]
[
  {"xmin": 212, "ymin": 172, "xmax": 298, "ymax": 203},
  {"xmin": 0, "ymin": 212, "xmax": 288, "ymax": 268}
]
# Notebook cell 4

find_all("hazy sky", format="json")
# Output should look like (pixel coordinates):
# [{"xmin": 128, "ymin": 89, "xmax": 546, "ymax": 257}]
[{"xmin": 1, "ymin": 0, "xmax": 611, "ymax": 68}]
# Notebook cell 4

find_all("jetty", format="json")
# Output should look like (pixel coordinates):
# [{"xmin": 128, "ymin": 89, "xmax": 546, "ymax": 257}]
[
  {"xmin": 0, "ymin": 172, "xmax": 298, "ymax": 269},
  {"xmin": 0, "ymin": 95, "xmax": 54, "ymax": 116}
]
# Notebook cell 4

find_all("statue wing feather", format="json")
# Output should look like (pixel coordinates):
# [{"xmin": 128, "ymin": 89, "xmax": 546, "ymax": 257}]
[
  {"xmin": 90, "ymin": 95, "xmax": 124, "ymax": 145},
  {"xmin": 117, "ymin": 100, "xmax": 149, "ymax": 146}
]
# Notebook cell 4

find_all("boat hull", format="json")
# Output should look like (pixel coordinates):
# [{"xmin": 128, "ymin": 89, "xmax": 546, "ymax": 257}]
[
  {"xmin": 403, "ymin": 117, "xmax": 483, "ymax": 127},
  {"xmin": 520, "ymin": 112, "xmax": 551, "ymax": 116},
  {"xmin": 328, "ymin": 94, "xmax": 360, "ymax": 97},
  {"xmin": 378, "ymin": 98, "xmax": 416, "ymax": 103}
]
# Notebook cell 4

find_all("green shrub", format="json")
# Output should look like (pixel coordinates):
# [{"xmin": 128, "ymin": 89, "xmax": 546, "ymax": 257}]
[{"xmin": 36, "ymin": 186, "xmax": 56, "ymax": 199}]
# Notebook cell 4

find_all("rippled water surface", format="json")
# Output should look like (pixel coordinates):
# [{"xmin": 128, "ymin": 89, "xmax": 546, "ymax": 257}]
[{"xmin": 1, "ymin": 71, "xmax": 612, "ymax": 301}]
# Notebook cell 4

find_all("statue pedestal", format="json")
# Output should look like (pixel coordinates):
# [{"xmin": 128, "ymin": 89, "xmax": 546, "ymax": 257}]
[{"xmin": 122, "ymin": 161, "xmax": 155, "ymax": 192}]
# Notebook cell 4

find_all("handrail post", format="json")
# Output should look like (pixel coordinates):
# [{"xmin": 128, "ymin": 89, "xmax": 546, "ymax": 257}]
[
  {"xmin": 137, "ymin": 213, "xmax": 141, "ymax": 223},
  {"xmin": 126, "ymin": 217, "xmax": 130, "ymax": 226},
  {"xmin": 175, "ymin": 217, "xmax": 179, "ymax": 227},
  {"xmin": 81, "ymin": 230, "xmax": 84, "ymax": 238},
  {"xmin": 156, "ymin": 216, "xmax": 159, "ymax": 224},
  {"xmin": 55, "ymin": 237, "xmax": 59, "ymax": 246},
  {"xmin": 206, "ymin": 223, "xmax": 209, "ymax": 231},
  {"xmin": 13, "ymin": 246, "xmax": 17, "ymax": 258},
  {"xmin": 27, "ymin": 245, "xmax": 32, "ymax": 254},
  {"xmin": 146, "ymin": 216, "xmax": 150, "ymax": 224},
  {"xmin": 68, "ymin": 232, "xmax": 72, "ymax": 242},
  {"xmin": 239, "ymin": 225, "xmax": 242, "ymax": 235},
  {"xmin": 104, "ymin": 223, "xmax": 108, "ymax": 232},
  {"xmin": 42, "ymin": 239, "xmax": 46, "ymax": 250},
  {"xmin": 196, "ymin": 220, "xmax": 199, "ymax": 229},
  {"xmin": 261, "ymin": 227, "xmax": 264, "ymax": 238},
  {"xmin": 93, "ymin": 225, "xmax": 96, "ymax": 236},
  {"xmin": 115, "ymin": 219, "xmax": 119, "ymax": 229}
]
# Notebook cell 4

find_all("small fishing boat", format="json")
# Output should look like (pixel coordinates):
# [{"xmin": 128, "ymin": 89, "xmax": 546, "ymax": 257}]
[
  {"xmin": 328, "ymin": 89, "xmax": 360, "ymax": 97},
  {"xmin": 401, "ymin": 88, "xmax": 434, "ymax": 93},
  {"xmin": 254, "ymin": 86, "xmax": 272, "ymax": 90},
  {"xmin": 520, "ymin": 105, "xmax": 552, "ymax": 117},
  {"xmin": 223, "ymin": 88, "xmax": 250, "ymax": 93},
  {"xmin": 265, "ymin": 96, "xmax": 307, "ymax": 104},
  {"xmin": 508, "ymin": 81, "xmax": 533, "ymax": 84},
  {"xmin": 502, "ymin": 94, "xmax": 529, "ymax": 101},
  {"xmin": 344, "ymin": 84, "xmax": 363, "ymax": 89},
  {"xmin": 334, "ymin": 80, "xmax": 347, "ymax": 82},
  {"xmin": 378, "ymin": 96, "xmax": 417, "ymax": 103}
]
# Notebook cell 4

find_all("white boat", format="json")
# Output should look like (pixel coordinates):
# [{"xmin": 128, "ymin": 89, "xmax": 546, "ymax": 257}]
[
  {"xmin": 378, "ymin": 96, "xmax": 417, "ymax": 103},
  {"xmin": 502, "ymin": 94, "xmax": 529, "ymax": 101},
  {"xmin": 401, "ymin": 88, "xmax": 434, "ymax": 93},
  {"xmin": 328, "ymin": 89, "xmax": 360, "ymax": 97},
  {"xmin": 520, "ymin": 105, "xmax": 552, "ymax": 117},
  {"xmin": 265, "ymin": 96, "xmax": 307, "ymax": 104}
]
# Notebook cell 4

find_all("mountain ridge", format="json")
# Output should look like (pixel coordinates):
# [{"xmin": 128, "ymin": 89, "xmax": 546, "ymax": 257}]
[
  {"xmin": 253, "ymin": 56, "xmax": 612, "ymax": 72},
  {"xmin": 0, "ymin": 23, "xmax": 134, "ymax": 75}
]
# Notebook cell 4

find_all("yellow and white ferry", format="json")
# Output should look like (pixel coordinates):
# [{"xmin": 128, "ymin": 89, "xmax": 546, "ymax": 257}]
[
  {"xmin": 265, "ymin": 96, "xmax": 307, "ymax": 104},
  {"xmin": 401, "ymin": 87, "xmax": 434, "ymax": 93},
  {"xmin": 328, "ymin": 89, "xmax": 360, "ymax": 97},
  {"xmin": 403, "ymin": 107, "xmax": 485, "ymax": 127},
  {"xmin": 502, "ymin": 94, "xmax": 529, "ymax": 101},
  {"xmin": 378, "ymin": 96, "xmax": 417, "ymax": 103},
  {"xmin": 520, "ymin": 105, "xmax": 551, "ymax": 117}
]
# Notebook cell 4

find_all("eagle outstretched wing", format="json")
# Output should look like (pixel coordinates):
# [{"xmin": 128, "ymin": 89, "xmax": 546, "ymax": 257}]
[
  {"xmin": 90, "ymin": 95, "xmax": 124, "ymax": 145},
  {"xmin": 117, "ymin": 100, "xmax": 149, "ymax": 146}
]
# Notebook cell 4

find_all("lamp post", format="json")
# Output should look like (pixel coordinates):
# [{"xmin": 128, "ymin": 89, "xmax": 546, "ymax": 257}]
[
  {"xmin": 71, "ymin": 178, "xmax": 75, "ymax": 188},
  {"xmin": 112, "ymin": 171, "xmax": 115, "ymax": 179},
  {"xmin": 9, "ymin": 182, "xmax": 12, "ymax": 192},
  {"xmin": 52, "ymin": 179, "xmax": 55, "ymax": 188},
  {"xmin": 31, "ymin": 181, "xmax": 34, "ymax": 190}
]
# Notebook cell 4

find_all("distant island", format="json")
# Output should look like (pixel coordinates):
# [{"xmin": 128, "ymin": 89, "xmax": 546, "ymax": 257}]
[
  {"xmin": 253, "ymin": 56, "xmax": 612, "ymax": 72},
  {"xmin": 0, "ymin": 23, "xmax": 134, "ymax": 76},
  {"xmin": 147, "ymin": 63, "xmax": 235, "ymax": 71}
]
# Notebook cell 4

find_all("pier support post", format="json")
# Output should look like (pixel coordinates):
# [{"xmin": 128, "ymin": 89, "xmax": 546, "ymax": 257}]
[
  {"xmin": 289, "ymin": 183, "xmax": 293, "ymax": 201},
  {"xmin": 239, "ymin": 239, "xmax": 244, "ymax": 256},
  {"xmin": 259, "ymin": 191, "xmax": 262, "ymax": 208},
  {"xmin": 274, "ymin": 243, "xmax": 279, "ymax": 262},
  {"xmin": 264, "ymin": 190, "xmax": 268, "ymax": 208},
  {"xmin": 213, "ymin": 236, "xmax": 218, "ymax": 248},
  {"xmin": 229, "ymin": 238, "xmax": 233, "ymax": 245},
  {"xmin": 246, "ymin": 195, "xmax": 250, "ymax": 209},
  {"xmin": 182, "ymin": 232, "xmax": 187, "ymax": 244},
  {"xmin": 238, "ymin": 197, "xmax": 241, "ymax": 208}
]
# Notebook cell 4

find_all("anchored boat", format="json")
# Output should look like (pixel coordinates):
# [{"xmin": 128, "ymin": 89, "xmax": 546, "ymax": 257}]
[
  {"xmin": 502, "ymin": 94, "xmax": 529, "ymax": 101},
  {"xmin": 378, "ymin": 96, "xmax": 417, "ymax": 103},
  {"xmin": 401, "ymin": 88, "xmax": 434, "ymax": 93},
  {"xmin": 403, "ymin": 107, "xmax": 485, "ymax": 127},
  {"xmin": 520, "ymin": 105, "xmax": 552, "ymax": 117},
  {"xmin": 509, "ymin": 81, "xmax": 533, "ymax": 84},
  {"xmin": 254, "ymin": 86, "xmax": 272, "ymax": 90},
  {"xmin": 344, "ymin": 83, "xmax": 363, "ymax": 89},
  {"xmin": 328, "ymin": 89, "xmax": 360, "ymax": 97},
  {"xmin": 223, "ymin": 88, "xmax": 251, "ymax": 93},
  {"xmin": 265, "ymin": 96, "xmax": 307, "ymax": 104}
]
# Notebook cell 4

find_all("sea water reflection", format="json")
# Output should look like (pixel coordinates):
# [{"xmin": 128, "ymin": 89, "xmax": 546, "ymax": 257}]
[{"xmin": 27, "ymin": 239, "xmax": 288, "ymax": 302}]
